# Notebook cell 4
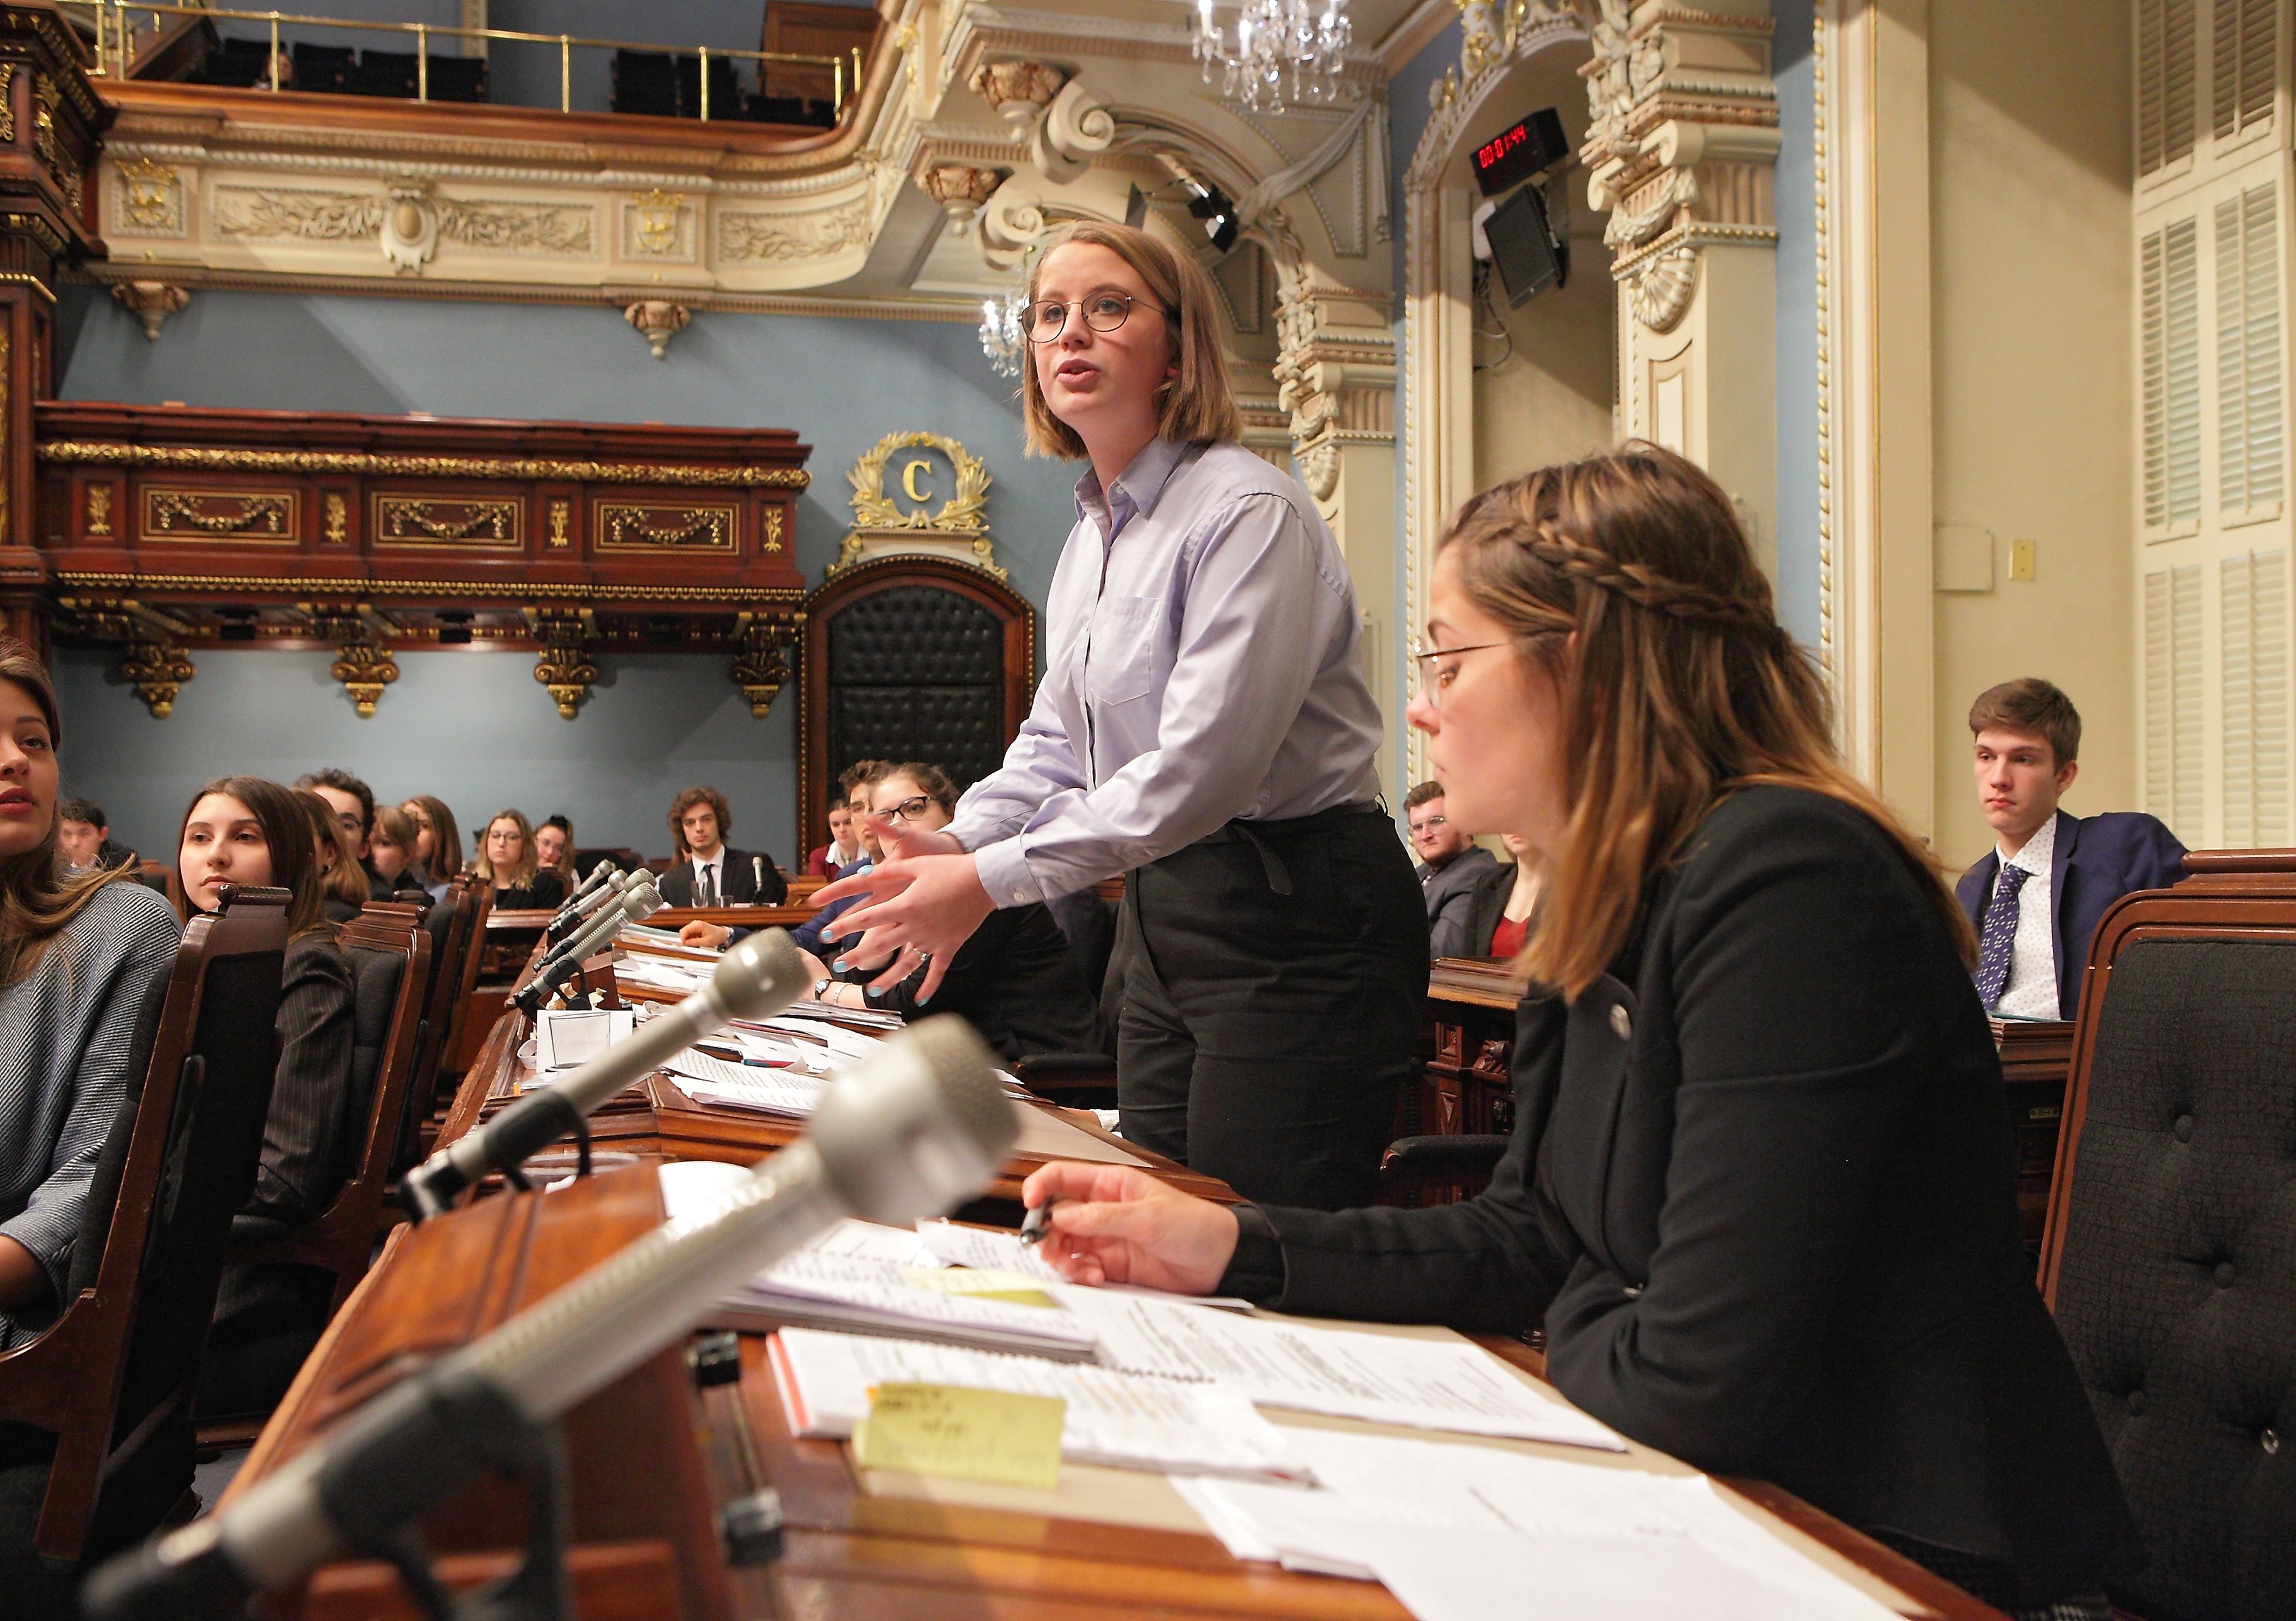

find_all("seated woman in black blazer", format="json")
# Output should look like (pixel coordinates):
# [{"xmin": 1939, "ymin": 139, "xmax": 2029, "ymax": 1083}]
[
  {"xmin": 180, "ymin": 776, "xmax": 358, "ymax": 1413},
  {"xmin": 806, "ymin": 763, "xmax": 1096, "ymax": 1062},
  {"xmin": 472, "ymin": 808, "xmax": 566, "ymax": 912},
  {"xmin": 1022, "ymin": 445, "xmax": 2135, "ymax": 1619}
]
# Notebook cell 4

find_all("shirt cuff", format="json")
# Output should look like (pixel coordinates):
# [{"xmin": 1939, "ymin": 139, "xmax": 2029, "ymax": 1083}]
[
  {"xmin": 1214, "ymin": 1204, "xmax": 1288, "ymax": 1305},
  {"xmin": 971, "ymin": 838, "xmax": 1045, "ymax": 910}
]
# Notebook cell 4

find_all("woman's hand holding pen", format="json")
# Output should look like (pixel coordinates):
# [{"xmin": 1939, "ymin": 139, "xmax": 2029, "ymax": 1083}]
[{"xmin": 1019, "ymin": 1163, "xmax": 1239, "ymax": 1295}]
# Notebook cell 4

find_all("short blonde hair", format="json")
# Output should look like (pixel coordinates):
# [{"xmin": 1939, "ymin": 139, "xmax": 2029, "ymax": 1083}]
[{"xmin": 1020, "ymin": 221, "xmax": 1241, "ymax": 458}]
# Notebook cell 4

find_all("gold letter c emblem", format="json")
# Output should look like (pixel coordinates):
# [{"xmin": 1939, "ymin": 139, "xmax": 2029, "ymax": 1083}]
[{"xmin": 901, "ymin": 458, "xmax": 934, "ymax": 504}]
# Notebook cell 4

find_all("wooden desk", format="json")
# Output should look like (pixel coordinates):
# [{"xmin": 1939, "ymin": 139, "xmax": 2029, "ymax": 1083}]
[
  {"xmin": 1989, "ymin": 1017, "xmax": 2074, "ymax": 1266},
  {"xmin": 1414, "ymin": 959, "xmax": 1523, "ymax": 1139},
  {"xmin": 435, "ymin": 959, "xmax": 1240, "ymax": 1224},
  {"xmin": 231, "ymin": 1165, "xmax": 2004, "ymax": 1621}
]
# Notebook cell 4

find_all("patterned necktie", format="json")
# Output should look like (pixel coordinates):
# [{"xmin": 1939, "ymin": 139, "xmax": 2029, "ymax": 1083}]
[
  {"xmin": 1973, "ymin": 863, "xmax": 2031, "ymax": 1009},
  {"xmin": 699, "ymin": 862, "xmax": 717, "ymax": 907}
]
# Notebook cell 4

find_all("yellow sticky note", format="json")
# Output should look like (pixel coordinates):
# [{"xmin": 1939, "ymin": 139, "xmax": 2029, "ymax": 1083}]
[
  {"xmin": 899, "ymin": 1266, "xmax": 1058, "ymax": 1309},
  {"xmin": 850, "ymin": 1382, "xmax": 1064, "ymax": 1491}
]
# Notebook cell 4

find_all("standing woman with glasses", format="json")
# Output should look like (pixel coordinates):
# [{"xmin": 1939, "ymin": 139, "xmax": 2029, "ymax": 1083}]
[{"xmin": 814, "ymin": 221, "xmax": 1425, "ymax": 1210}]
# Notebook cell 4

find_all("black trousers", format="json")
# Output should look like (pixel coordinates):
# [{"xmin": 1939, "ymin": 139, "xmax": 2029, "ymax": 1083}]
[{"xmin": 1117, "ymin": 804, "xmax": 1429, "ymax": 1212}]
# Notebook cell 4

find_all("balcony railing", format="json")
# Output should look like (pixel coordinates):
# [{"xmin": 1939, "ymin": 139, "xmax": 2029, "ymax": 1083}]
[{"xmin": 59, "ymin": 0, "xmax": 861, "ymax": 123}]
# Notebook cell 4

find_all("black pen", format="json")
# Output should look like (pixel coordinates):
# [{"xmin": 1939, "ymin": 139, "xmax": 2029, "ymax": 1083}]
[{"xmin": 1019, "ymin": 1195, "xmax": 1068, "ymax": 1246}]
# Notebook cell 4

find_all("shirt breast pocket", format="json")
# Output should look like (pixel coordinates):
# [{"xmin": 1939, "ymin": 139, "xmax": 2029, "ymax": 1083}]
[{"xmin": 1085, "ymin": 596, "xmax": 1166, "ymax": 707}]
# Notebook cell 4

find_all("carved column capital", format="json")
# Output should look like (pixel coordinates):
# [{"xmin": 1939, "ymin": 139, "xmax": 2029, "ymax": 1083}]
[
  {"xmin": 623, "ymin": 299, "xmax": 690, "ymax": 360},
  {"xmin": 1579, "ymin": 0, "xmax": 1779, "ymax": 333},
  {"xmin": 730, "ymin": 607, "xmax": 802, "ymax": 719},
  {"xmin": 526, "ymin": 606, "xmax": 597, "ymax": 720},
  {"xmin": 1273, "ymin": 276, "xmax": 1397, "ymax": 502},
  {"xmin": 968, "ymin": 60, "xmax": 1066, "ymax": 124},
  {"xmin": 917, "ymin": 163, "xmax": 1006, "ymax": 229},
  {"xmin": 306, "ymin": 600, "xmax": 399, "ymax": 717},
  {"xmin": 118, "ymin": 638, "xmax": 195, "ymax": 718}
]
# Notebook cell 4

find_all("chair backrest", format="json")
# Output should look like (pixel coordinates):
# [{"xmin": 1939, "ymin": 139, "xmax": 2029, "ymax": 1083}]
[
  {"xmin": 394, "ymin": 884, "xmax": 466, "ymax": 1171},
  {"xmin": 290, "ymin": 903, "xmax": 428, "ymax": 1314},
  {"xmin": 436, "ymin": 875, "xmax": 492, "ymax": 1088},
  {"xmin": 0, "ymin": 884, "xmax": 288, "ymax": 1561},
  {"xmin": 2040, "ymin": 857, "xmax": 2296, "ymax": 1621}
]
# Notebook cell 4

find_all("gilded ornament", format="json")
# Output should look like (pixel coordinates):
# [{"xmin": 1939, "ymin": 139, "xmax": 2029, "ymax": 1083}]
[
  {"xmin": 328, "ymin": 641, "xmax": 399, "ymax": 717},
  {"xmin": 0, "ymin": 65, "xmax": 14, "ymax": 144},
  {"xmin": 119, "ymin": 639, "xmax": 196, "ymax": 718},
  {"xmin": 627, "ymin": 189, "xmax": 687, "ymax": 256},
  {"xmin": 846, "ymin": 431, "xmax": 991, "ymax": 532},
  {"xmin": 0, "ymin": 330, "xmax": 10, "ymax": 548},
  {"xmin": 598, "ymin": 503, "xmax": 733, "ymax": 550},
  {"xmin": 55, "ymin": 567, "xmax": 804, "ymax": 608},
  {"xmin": 31, "ymin": 76, "xmax": 80, "ymax": 214},
  {"xmin": 38, "ymin": 442, "xmax": 807, "ymax": 489},
  {"xmin": 115, "ymin": 155, "xmax": 181, "ymax": 234},
  {"xmin": 729, "ymin": 610, "xmax": 799, "ymax": 717},
  {"xmin": 547, "ymin": 500, "xmax": 571, "ymax": 549},
  {"xmin": 917, "ymin": 165, "xmax": 1005, "ymax": 228},
  {"xmin": 144, "ymin": 489, "xmax": 294, "ymax": 538},
  {"xmin": 84, "ymin": 484, "xmax": 110, "ymax": 537},
  {"xmin": 969, "ymin": 60, "xmax": 1065, "ymax": 123},
  {"xmin": 526, "ymin": 607, "xmax": 598, "ymax": 720},
  {"xmin": 375, "ymin": 498, "xmax": 520, "ymax": 545},
  {"xmin": 323, "ymin": 492, "xmax": 348, "ymax": 543},
  {"xmin": 763, "ymin": 508, "xmax": 784, "ymax": 552}
]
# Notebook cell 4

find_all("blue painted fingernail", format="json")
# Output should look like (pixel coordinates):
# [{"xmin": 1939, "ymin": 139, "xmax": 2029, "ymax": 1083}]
[{"xmin": 831, "ymin": 959, "xmax": 848, "ymax": 972}]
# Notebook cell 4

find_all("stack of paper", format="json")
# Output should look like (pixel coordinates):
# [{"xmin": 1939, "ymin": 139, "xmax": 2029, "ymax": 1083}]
[
  {"xmin": 1174, "ymin": 1428, "xmax": 1903, "ymax": 1621},
  {"xmin": 770, "ymin": 1327, "xmax": 1314, "ymax": 1482},
  {"xmin": 662, "ymin": 1048, "xmax": 830, "ymax": 1119},
  {"xmin": 616, "ymin": 955, "xmax": 707, "ymax": 993}
]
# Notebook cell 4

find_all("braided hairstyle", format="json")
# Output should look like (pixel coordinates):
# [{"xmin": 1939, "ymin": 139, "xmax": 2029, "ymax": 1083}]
[{"xmin": 1440, "ymin": 441, "xmax": 1971, "ymax": 999}]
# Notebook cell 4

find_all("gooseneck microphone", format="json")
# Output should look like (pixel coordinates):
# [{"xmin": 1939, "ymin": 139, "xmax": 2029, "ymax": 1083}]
[
  {"xmin": 84, "ymin": 1016, "xmax": 1016, "ymax": 1621},
  {"xmin": 542, "ymin": 862, "xmax": 635, "ymax": 945},
  {"xmin": 408, "ymin": 928, "xmax": 805, "ymax": 1219},
  {"xmin": 510, "ymin": 882, "xmax": 663, "ymax": 1015}
]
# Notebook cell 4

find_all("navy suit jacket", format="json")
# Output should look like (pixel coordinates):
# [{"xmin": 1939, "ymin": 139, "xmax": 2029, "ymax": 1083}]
[{"xmin": 1955, "ymin": 809, "xmax": 2187, "ymax": 1021}]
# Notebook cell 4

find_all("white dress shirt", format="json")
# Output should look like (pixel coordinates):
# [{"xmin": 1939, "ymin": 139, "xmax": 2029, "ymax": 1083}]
[
  {"xmin": 691, "ymin": 853, "xmax": 721, "ymax": 906},
  {"xmin": 947, "ymin": 437, "xmax": 1384, "ymax": 907},
  {"xmin": 1993, "ymin": 815, "xmax": 2060, "ymax": 1020}
]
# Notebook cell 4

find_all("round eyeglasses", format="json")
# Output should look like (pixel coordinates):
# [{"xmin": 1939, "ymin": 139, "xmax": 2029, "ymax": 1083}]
[
  {"xmin": 1022, "ymin": 293, "xmax": 1167, "ymax": 343},
  {"xmin": 1410, "ymin": 639, "xmax": 1509, "ymax": 710}
]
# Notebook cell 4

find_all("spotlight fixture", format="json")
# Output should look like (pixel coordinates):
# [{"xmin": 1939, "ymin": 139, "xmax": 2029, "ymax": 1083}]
[{"xmin": 1186, "ymin": 180, "xmax": 1240, "ymax": 254}]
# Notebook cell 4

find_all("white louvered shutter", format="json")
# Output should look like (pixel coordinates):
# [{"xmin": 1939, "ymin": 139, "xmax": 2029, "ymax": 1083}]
[
  {"xmin": 2212, "ymin": 0, "xmax": 2276, "ymax": 141},
  {"xmin": 2222, "ymin": 550, "xmax": 2291, "ymax": 845},
  {"xmin": 2145, "ymin": 565, "xmax": 2208, "ymax": 838},
  {"xmin": 2140, "ymin": 0, "xmax": 2200, "ymax": 174},
  {"xmin": 2144, "ymin": 217, "xmax": 2205, "ymax": 530},
  {"xmin": 2217, "ymin": 183, "xmax": 2284, "ymax": 516}
]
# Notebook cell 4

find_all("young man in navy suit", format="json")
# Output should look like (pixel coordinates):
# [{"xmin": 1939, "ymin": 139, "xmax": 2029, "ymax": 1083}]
[{"xmin": 1957, "ymin": 678, "xmax": 2186, "ymax": 1021}]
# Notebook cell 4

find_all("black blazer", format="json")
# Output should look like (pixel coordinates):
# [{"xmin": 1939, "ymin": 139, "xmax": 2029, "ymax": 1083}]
[
  {"xmin": 1954, "ymin": 809, "xmax": 2186, "ymax": 1020},
  {"xmin": 657, "ymin": 847, "xmax": 788, "ymax": 907},
  {"xmin": 836, "ymin": 900, "xmax": 1097, "ymax": 1062},
  {"xmin": 1222, "ymin": 787, "xmax": 2135, "ymax": 1606},
  {"xmin": 492, "ymin": 871, "xmax": 567, "ymax": 912},
  {"xmin": 1456, "ymin": 859, "xmax": 1522, "ymax": 958}
]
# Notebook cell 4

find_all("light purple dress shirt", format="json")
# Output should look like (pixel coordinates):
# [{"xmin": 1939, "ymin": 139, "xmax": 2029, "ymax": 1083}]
[{"xmin": 948, "ymin": 436, "xmax": 1383, "ymax": 908}]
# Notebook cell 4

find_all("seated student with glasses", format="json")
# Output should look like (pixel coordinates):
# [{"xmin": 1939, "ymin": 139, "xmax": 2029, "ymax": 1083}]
[
  {"xmin": 472, "ymin": 809, "xmax": 565, "ymax": 912},
  {"xmin": 1019, "ymin": 445, "xmax": 2134, "ymax": 1621},
  {"xmin": 797, "ymin": 764, "xmax": 1096, "ymax": 1061}
]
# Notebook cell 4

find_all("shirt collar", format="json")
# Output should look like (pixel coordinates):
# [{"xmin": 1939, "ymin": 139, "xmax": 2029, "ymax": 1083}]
[
  {"xmin": 2001, "ymin": 813, "xmax": 2057, "ymax": 877},
  {"xmin": 1073, "ymin": 436, "xmax": 1192, "ymax": 541}
]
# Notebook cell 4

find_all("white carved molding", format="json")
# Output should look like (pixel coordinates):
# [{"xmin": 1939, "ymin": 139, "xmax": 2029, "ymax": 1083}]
[{"xmin": 624, "ymin": 299, "xmax": 692, "ymax": 359}]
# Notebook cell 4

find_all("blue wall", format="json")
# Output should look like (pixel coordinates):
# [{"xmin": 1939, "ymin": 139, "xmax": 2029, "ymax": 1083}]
[{"xmin": 51, "ymin": 287, "xmax": 1082, "ymax": 865}]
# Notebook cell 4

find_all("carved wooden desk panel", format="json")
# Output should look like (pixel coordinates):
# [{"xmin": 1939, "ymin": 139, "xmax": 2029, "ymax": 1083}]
[{"xmin": 1415, "ymin": 958, "xmax": 1523, "ymax": 1139}]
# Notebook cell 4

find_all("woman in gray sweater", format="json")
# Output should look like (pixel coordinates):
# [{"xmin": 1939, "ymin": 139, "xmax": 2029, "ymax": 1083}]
[{"xmin": 0, "ymin": 641, "xmax": 181, "ymax": 1353}]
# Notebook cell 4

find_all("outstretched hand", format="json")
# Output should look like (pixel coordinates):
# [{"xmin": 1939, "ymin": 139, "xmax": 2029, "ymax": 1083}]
[
  {"xmin": 810, "ymin": 815, "xmax": 993, "ymax": 1002},
  {"xmin": 1020, "ymin": 1162, "xmax": 1240, "ymax": 1295}
]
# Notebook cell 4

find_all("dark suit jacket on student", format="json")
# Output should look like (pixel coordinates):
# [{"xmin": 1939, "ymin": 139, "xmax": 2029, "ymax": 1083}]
[
  {"xmin": 657, "ymin": 846, "xmax": 788, "ymax": 907},
  {"xmin": 1420, "ymin": 845, "xmax": 1499, "ymax": 958},
  {"xmin": 1218, "ymin": 787, "xmax": 2135, "ymax": 1608},
  {"xmin": 834, "ymin": 899, "xmax": 1097, "ymax": 1062},
  {"xmin": 1953, "ymin": 809, "xmax": 2188, "ymax": 1021},
  {"xmin": 1457, "ymin": 859, "xmax": 1524, "ymax": 959}
]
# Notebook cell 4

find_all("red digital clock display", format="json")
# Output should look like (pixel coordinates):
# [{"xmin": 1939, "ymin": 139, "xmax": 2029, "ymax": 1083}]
[{"xmin": 1470, "ymin": 109, "xmax": 1566, "ymax": 198}]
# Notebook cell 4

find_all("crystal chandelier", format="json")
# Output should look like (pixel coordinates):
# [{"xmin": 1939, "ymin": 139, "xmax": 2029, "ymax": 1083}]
[
  {"xmin": 1192, "ymin": 0, "xmax": 1355, "ymax": 112},
  {"xmin": 980, "ymin": 281, "xmax": 1030, "ymax": 378}
]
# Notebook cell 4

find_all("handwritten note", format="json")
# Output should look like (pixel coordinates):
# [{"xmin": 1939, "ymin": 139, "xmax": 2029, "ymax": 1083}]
[{"xmin": 850, "ymin": 1382, "xmax": 1063, "ymax": 1491}]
